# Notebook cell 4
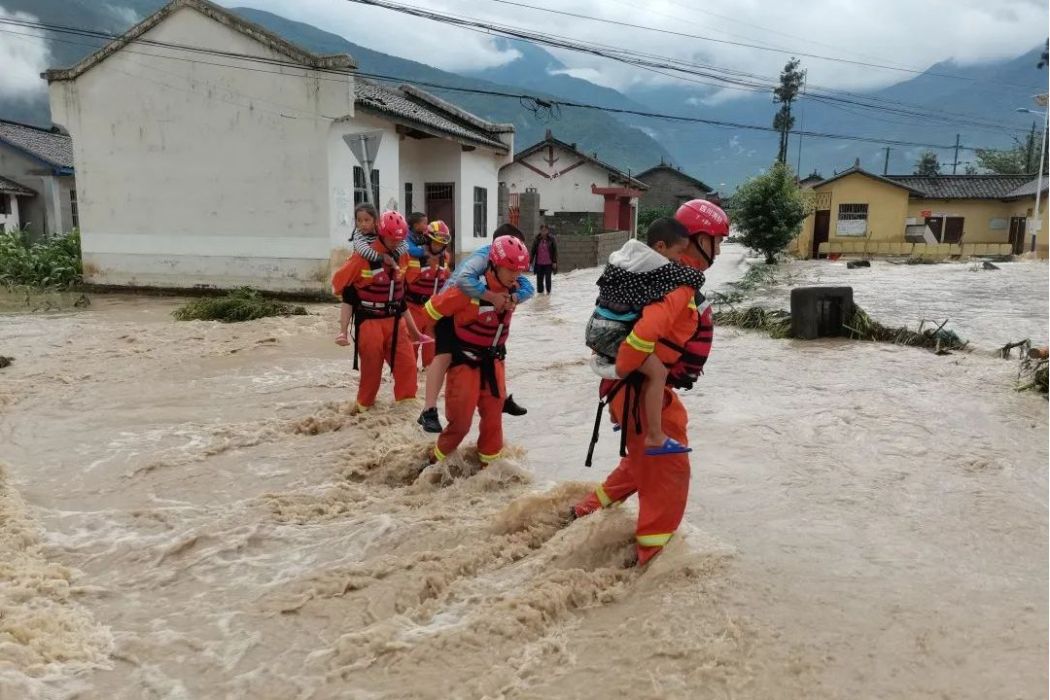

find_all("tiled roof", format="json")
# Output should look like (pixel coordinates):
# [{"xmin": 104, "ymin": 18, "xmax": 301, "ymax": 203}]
[
  {"xmin": 635, "ymin": 164, "xmax": 712, "ymax": 192},
  {"xmin": 815, "ymin": 165, "xmax": 925, "ymax": 194},
  {"xmin": 0, "ymin": 120, "xmax": 73, "ymax": 170},
  {"xmin": 1003, "ymin": 177, "xmax": 1048, "ymax": 199},
  {"xmin": 514, "ymin": 133, "xmax": 648, "ymax": 188},
  {"xmin": 887, "ymin": 175, "xmax": 1034, "ymax": 199},
  {"xmin": 354, "ymin": 81, "xmax": 509, "ymax": 152},
  {"xmin": 0, "ymin": 175, "xmax": 36, "ymax": 197}
]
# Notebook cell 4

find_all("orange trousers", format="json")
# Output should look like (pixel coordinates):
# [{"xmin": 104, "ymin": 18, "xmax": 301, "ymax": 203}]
[
  {"xmin": 434, "ymin": 360, "xmax": 505, "ymax": 465},
  {"xmin": 408, "ymin": 303, "xmax": 436, "ymax": 368},
  {"xmin": 573, "ymin": 382, "xmax": 691, "ymax": 566},
  {"xmin": 355, "ymin": 315, "xmax": 417, "ymax": 409}
]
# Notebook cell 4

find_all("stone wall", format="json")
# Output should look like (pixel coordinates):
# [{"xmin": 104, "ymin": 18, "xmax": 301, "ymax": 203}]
[
  {"xmin": 524, "ymin": 230, "xmax": 630, "ymax": 272},
  {"xmin": 544, "ymin": 210, "xmax": 604, "ymax": 236}
]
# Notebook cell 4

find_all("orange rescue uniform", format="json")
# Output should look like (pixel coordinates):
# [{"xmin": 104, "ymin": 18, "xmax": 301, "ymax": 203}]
[
  {"xmin": 331, "ymin": 243, "xmax": 417, "ymax": 410},
  {"xmin": 574, "ymin": 285, "xmax": 699, "ymax": 566},
  {"xmin": 405, "ymin": 248, "xmax": 451, "ymax": 368},
  {"xmin": 423, "ymin": 271, "xmax": 514, "ymax": 465}
]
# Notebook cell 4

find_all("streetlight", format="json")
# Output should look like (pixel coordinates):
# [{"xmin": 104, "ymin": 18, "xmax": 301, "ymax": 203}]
[{"xmin": 1017, "ymin": 106, "xmax": 1047, "ymax": 254}]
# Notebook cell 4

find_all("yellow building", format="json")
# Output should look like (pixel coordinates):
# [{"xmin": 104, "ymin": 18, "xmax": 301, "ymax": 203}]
[{"xmin": 794, "ymin": 164, "xmax": 1049, "ymax": 259}]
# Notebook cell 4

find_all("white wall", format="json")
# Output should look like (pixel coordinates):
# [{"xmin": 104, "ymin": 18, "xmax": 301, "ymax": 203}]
[
  {"xmin": 327, "ymin": 114, "xmax": 400, "ymax": 264},
  {"xmin": 499, "ymin": 144, "xmax": 619, "ymax": 213},
  {"xmin": 458, "ymin": 147, "xmax": 505, "ymax": 256},
  {"xmin": 48, "ymin": 5, "xmax": 354, "ymax": 291},
  {"xmin": 0, "ymin": 145, "xmax": 63, "ymax": 237}
]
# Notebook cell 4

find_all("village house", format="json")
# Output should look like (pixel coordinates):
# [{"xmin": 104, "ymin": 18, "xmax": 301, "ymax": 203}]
[
  {"xmin": 0, "ymin": 119, "xmax": 76, "ymax": 236},
  {"xmin": 793, "ymin": 163, "xmax": 1049, "ymax": 259},
  {"xmin": 44, "ymin": 0, "xmax": 512, "ymax": 292},
  {"xmin": 498, "ymin": 131, "xmax": 646, "ymax": 235},
  {"xmin": 634, "ymin": 161, "xmax": 712, "ymax": 211}
]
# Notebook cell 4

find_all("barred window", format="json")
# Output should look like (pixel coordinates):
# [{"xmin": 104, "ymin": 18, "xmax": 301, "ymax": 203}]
[
  {"xmin": 473, "ymin": 187, "xmax": 487, "ymax": 237},
  {"xmin": 353, "ymin": 166, "xmax": 380, "ymax": 206},
  {"xmin": 404, "ymin": 183, "xmax": 413, "ymax": 214},
  {"xmin": 837, "ymin": 203, "xmax": 868, "ymax": 220},
  {"xmin": 70, "ymin": 189, "xmax": 79, "ymax": 228}
]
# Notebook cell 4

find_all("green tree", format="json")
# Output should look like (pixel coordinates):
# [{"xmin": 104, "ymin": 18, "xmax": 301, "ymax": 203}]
[
  {"xmin": 772, "ymin": 58, "xmax": 805, "ymax": 164},
  {"xmin": 975, "ymin": 124, "xmax": 1047, "ymax": 174},
  {"xmin": 637, "ymin": 206, "xmax": 674, "ymax": 232},
  {"xmin": 731, "ymin": 162, "xmax": 812, "ymax": 264},
  {"xmin": 914, "ymin": 151, "xmax": 941, "ymax": 176}
]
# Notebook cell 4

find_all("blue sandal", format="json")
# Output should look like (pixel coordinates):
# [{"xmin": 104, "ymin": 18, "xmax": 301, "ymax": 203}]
[{"xmin": 645, "ymin": 438, "xmax": 692, "ymax": 456}]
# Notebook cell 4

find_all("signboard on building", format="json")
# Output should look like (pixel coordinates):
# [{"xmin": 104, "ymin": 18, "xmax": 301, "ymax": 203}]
[{"xmin": 836, "ymin": 220, "xmax": 867, "ymax": 236}]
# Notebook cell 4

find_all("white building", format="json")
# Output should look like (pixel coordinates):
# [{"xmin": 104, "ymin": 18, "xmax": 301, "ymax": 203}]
[
  {"xmin": 45, "ymin": 0, "xmax": 512, "ymax": 292},
  {"xmin": 0, "ymin": 120, "xmax": 76, "ymax": 236},
  {"xmin": 499, "ymin": 131, "xmax": 647, "ymax": 235}
]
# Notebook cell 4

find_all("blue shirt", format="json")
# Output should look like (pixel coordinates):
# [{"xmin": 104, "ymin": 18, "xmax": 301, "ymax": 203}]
[{"xmin": 442, "ymin": 244, "xmax": 535, "ymax": 302}]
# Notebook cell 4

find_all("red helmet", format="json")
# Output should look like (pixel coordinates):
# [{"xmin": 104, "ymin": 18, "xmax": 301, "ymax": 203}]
[
  {"xmin": 425, "ymin": 220, "xmax": 451, "ymax": 246},
  {"xmin": 379, "ymin": 210, "xmax": 408, "ymax": 241},
  {"xmin": 489, "ymin": 235, "xmax": 530, "ymax": 271},
  {"xmin": 675, "ymin": 199, "xmax": 730, "ymax": 238}
]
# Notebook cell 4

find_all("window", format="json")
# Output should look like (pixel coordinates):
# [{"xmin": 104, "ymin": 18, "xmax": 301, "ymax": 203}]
[
  {"xmin": 69, "ymin": 189, "xmax": 79, "ymax": 229},
  {"xmin": 404, "ymin": 183, "xmax": 413, "ymax": 214},
  {"xmin": 0, "ymin": 194, "xmax": 9, "ymax": 216},
  {"xmin": 353, "ymin": 166, "xmax": 380, "ymax": 206},
  {"xmin": 473, "ymin": 187, "xmax": 487, "ymax": 238},
  {"xmin": 836, "ymin": 203, "xmax": 867, "ymax": 237}
]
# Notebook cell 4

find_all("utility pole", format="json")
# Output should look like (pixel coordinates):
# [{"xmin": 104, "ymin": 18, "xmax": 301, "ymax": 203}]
[
  {"xmin": 952, "ymin": 133, "xmax": 961, "ymax": 175},
  {"xmin": 1026, "ymin": 121, "xmax": 1037, "ymax": 173},
  {"xmin": 795, "ymin": 71, "xmax": 808, "ymax": 175},
  {"xmin": 883, "ymin": 147, "xmax": 891, "ymax": 175}
]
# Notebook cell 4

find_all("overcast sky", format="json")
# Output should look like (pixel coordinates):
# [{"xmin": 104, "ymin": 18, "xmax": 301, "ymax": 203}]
[{"xmin": 218, "ymin": 0, "xmax": 1048, "ymax": 97}]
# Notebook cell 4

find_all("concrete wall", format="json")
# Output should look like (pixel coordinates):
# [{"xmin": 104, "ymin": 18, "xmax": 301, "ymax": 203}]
[
  {"xmin": 458, "ymin": 146, "xmax": 505, "ymax": 257},
  {"xmin": 48, "ymin": 5, "xmax": 354, "ymax": 291},
  {"xmin": 544, "ymin": 210, "xmax": 603, "ymax": 236},
  {"xmin": 906, "ymin": 199, "xmax": 1017, "ymax": 244},
  {"xmin": 637, "ymin": 168, "xmax": 707, "ymax": 211},
  {"xmin": 522, "ymin": 229, "xmax": 629, "ymax": 272}
]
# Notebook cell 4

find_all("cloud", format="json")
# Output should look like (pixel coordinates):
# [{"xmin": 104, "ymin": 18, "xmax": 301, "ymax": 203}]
[
  {"xmin": 218, "ymin": 0, "xmax": 1048, "ymax": 101},
  {"xmin": 0, "ymin": 7, "xmax": 51, "ymax": 101}
]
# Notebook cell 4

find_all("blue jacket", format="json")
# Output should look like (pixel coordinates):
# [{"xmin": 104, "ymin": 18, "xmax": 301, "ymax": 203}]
[{"xmin": 442, "ymin": 244, "xmax": 535, "ymax": 301}]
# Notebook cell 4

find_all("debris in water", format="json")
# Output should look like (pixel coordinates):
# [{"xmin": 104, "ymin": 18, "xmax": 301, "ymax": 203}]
[
  {"xmin": 846, "ymin": 260, "xmax": 871, "ymax": 269},
  {"xmin": 0, "ymin": 356, "xmax": 12, "ymax": 369},
  {"xmin": 172, "ymin": 287, "xmax": 308, "ymax": 323}
]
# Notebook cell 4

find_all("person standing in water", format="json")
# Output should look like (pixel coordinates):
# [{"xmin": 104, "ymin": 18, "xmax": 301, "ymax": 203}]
[{"xmin": 530, "ymin": 224, "xmax": 558, "ymax": 295}]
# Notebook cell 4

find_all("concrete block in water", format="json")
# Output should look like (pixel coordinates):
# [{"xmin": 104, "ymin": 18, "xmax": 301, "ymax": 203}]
[{"xmin": 791, "ymin": 287, "xmax": 855, "ymax": 340}]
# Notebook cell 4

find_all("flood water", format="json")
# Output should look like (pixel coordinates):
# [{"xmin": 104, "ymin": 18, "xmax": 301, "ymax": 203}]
[{"xmin": 1, "ymin": 246, "xmax": 1047, "ymax": 699}]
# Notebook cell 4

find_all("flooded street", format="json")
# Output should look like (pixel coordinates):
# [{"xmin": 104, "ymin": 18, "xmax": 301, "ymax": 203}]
[{"xmin": 1, "ymin": 246, "xmax": 1047, "ymax": 699}]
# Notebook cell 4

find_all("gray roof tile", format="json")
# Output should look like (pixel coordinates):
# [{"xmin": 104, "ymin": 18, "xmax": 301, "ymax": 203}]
[
  {"xmin": 0, "ymin": 174, "xmax": 36, "ymax": 197},
  {"xmin": 885, "ymin": 174, "xmax": 1033, "ymax": 199},
  {"xmin": 1003, "ymin": 177, "xmax": 1048, "ymax": 199},
  {"xmin": 0, "ymin": 120, "xmax": 74, "ymax": 170},
  {"xmin": 354, "ymin": 81, "xmax": 508, "ymax": 152}
]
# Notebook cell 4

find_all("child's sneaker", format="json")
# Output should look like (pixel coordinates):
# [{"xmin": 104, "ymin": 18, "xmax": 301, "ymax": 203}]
[{"xmin": 417, "ymin": 407, "xmax": 443, "ymax": 433}]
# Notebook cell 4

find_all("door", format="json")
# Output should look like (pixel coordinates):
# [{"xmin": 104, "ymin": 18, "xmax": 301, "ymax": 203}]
[
  {"xmin": 812, "ymin": 210, "xmax": 830, "ymax": 258},
  {"xmin": 924, "ymin": 217, "xmax": 944, "ymax": 243},
  {"xmin": 425, "ymin": 182, "xmax": 455, "ymax": 254},
  {"xmin": 943, "ymin": 217, "xmax": 964, "ymax": 244},
  {"xmin": 1009, "ymin": 217, "xmax": 1027, "ymax": 254}
]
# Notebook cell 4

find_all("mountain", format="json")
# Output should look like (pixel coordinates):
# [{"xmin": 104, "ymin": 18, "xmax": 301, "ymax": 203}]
[
  {"xmin": 0, "ymin": 0, "xmax": 671, "ymax": 170},
  {"xmin": 0, "ymin": 0, "xmax": 1045, "ymax": 189}
]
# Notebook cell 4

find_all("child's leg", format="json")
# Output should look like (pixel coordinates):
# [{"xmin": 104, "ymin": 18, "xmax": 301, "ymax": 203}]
[
  {"xmin": 638, "ymin": 355, "xmax": 668, "ymax": 447},
  {"xmin": 423, "ymin": 354, "xmax": 451, "ymax": 410},
  {"xmin": 336, "ymin": 303, "xmax": 351, "ymax": 344}
]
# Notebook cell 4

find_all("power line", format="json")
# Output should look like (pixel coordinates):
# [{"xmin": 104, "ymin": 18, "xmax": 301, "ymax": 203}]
[
  {"xmin": 2, "ymin": 14, "xmax": 1026, "ymax": 136},
  {"xmin": 359, "ymin": 0, "xmax": 1033, "ymax": 87},
  {"xmin": 0, "ymin": 20, "xmax": 1016, "ymax": 153}
]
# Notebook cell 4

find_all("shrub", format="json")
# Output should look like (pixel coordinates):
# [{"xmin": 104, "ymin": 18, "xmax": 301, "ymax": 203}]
[
  {"xmin": 172, "ymin": 287, "xmax": 308, "ymax": 323},
  {"xmin": 0, "ymin": 229, "xmax": 83, "ymax": 289}
]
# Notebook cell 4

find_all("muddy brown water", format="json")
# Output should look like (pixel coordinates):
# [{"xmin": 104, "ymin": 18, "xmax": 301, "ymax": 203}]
[{"xmin": 1, "ymin": 248, "xmax": 1046, "ymax": 698}]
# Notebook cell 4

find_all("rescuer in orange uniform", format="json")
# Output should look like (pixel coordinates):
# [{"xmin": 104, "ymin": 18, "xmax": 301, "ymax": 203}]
[
  {"xmin": 421, "ymin": 235, "xmax": 530, "ymax": 466},
  {"xmin": 571, "ymin": 218, "xmax": 700, "ymax": 566},
  {"xmin": 331, "ymin": 210, "xmax": 419, "ymax": 411},
  {"xmin": 405, "ymin": 220, "xmax": 453, "ymax": 369}
]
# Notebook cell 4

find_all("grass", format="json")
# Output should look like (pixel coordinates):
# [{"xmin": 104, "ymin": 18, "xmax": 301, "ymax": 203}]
[
  {"xmin": 172, "ymin": 287, "xmax": 308, "ymax": 323},
  {"xmin": 715, "ymin": 304, "xmax": 968, "ymax": 353},
  {"xmin": 0, "ymin": 229, "xmax": 82, "ymax": 289},
  {"xmin": 709, "ymin": 263, "xmax": 778, "ymax": 308}
]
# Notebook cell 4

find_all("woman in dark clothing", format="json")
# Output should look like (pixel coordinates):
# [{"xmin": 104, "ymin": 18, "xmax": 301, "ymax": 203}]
[{"xmin": 530, "ymin": 225, "xmax": 558, "ymax": 294}]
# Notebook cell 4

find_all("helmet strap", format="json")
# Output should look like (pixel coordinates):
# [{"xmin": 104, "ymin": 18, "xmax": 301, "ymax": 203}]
[{"xmin": 691, "ymin": 235, "xmax": 714, "ymax": 267}]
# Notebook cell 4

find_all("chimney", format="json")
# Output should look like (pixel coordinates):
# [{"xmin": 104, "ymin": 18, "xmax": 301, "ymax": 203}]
[
  {"xmin": 545, "ymin": 129, "xmax": 552, "ymax": 140},
  {"xmin": 854, "ymin": 157, "xmax": 861, "ymax": 168},
  {"xmin": 571, "ymin": 142, "xmax": 577, "ymax": 150}
]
